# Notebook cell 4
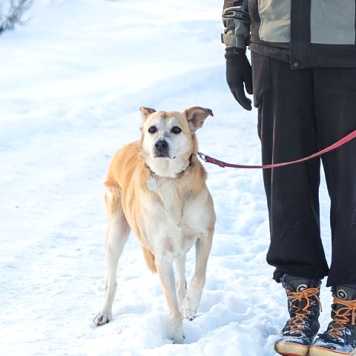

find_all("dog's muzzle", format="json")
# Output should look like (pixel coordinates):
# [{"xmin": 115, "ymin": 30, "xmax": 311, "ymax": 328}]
[{"xmin": 154, "ymin": 139, "xmax": 169, "ymax": 157}]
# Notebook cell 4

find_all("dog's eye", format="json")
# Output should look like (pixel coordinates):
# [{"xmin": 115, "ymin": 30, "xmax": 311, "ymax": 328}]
[
  {"xmin": 148, "ymin": 126, "xmax": 157, "ymax": 134},
  {"xmin": 171, "ymin": 126, "xmax": 181, "ymax": 134}
]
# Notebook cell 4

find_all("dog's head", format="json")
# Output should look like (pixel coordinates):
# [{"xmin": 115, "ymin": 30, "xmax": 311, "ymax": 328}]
[{"xmin": 140, "ymin": 106, "xmax": 213, "ymax": 178}]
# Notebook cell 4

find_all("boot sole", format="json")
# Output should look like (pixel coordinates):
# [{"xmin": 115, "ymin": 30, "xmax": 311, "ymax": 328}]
[
  {"xmin": 309, "ymin": 345, "xmax": 354, "ymax": 356},
  {"xmin": 275, "ymin": 341, "xmax": 309, "ymax": 356}
]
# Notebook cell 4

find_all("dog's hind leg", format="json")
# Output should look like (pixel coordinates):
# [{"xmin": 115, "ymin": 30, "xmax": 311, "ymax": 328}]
[
  {"xmin": 94, "ymin": 188, "xmax": 130, "ymax": 326},
  {"xmin": 181, "ymin": 232, "xmax": 213, "ymax": 321}
]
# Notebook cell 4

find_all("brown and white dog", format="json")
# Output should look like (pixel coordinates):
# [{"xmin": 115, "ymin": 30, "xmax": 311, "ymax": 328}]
[{"xmin": 94, "ymin": 106, "xmax": 216, "ymax": 343}]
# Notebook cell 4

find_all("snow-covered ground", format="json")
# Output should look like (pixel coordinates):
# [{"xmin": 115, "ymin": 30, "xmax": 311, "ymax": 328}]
[{"xmin": 0, "ymin": 1, "xmax": 333, "ymax": 355}]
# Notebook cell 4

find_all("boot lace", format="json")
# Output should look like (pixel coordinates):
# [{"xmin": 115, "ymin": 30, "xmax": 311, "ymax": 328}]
[
  {"xmin": 326, "ymin": 297, "xmax": 356, "ymax": 339},
  {"xmin": 287, "ymin": 287, "xmax": 321, "ymax": 333}
]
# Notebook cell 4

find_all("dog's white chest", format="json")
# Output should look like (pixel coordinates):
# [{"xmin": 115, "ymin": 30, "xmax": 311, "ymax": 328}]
[
  {"xmin": 149, "ymin": 221, "xmax": 199, "ymax": 257},
  {"xmin": 155, "ymin": 181, "xmax": 185, "ymax": 224}
]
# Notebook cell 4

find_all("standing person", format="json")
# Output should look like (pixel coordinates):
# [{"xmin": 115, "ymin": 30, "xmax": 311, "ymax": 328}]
[{"xmin": 222, "ymin": 1, "xmax": 356, "ymax": 356}]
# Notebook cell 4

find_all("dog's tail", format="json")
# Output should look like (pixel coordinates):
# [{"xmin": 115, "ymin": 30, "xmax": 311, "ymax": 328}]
[{"xmin": 142, "ymin": 248, "xmax": 157, "ymax": 273}]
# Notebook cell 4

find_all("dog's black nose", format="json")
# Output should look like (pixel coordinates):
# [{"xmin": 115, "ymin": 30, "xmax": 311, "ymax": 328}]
[{"xmin": 155, "ymin": 139, "xmax": 169, "ymax": 156}]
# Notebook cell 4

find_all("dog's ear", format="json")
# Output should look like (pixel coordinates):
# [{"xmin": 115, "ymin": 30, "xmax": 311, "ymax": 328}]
[
  {"xmin": 184, "ymin": 107, "xmax": 214, "ymax": 132},
  {"xmin": 140, "ymin": 107, "xmax": 156, "ymax": 120}
]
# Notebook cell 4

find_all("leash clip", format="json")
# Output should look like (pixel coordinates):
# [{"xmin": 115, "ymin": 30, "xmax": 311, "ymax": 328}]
[
  {"xmin": 198, "ymin": 151, "xmax": 226, "ymax": 168},
  {"xmin": 198, "ymin": 152, "xmax": 207, "ymax": 162}
]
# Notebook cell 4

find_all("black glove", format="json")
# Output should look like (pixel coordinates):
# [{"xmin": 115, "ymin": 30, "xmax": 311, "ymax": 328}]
[{"xmin": 225, "ymin": 47, "xmax": 253, "ymax": 111}]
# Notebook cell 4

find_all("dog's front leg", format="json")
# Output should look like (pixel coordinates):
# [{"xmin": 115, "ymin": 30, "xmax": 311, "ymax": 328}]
[
  {"xmin": 181, "ymin": 233, "xmax": 213, "ymax": 320},
  {"xmin": 175, "ymin": 255, "xmax": 187, "ymax": 307},
  {"xmin": 94, "ymin": 191, "xmax": 130, "ymax": 326},
  {"xmin": 155, "ymin": 256, "xmax": 184, "ymax": 344}
]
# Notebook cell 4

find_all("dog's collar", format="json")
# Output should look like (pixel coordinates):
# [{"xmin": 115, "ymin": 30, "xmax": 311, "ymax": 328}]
[{"xmin": 146, "ymin": 154, "xmax": 194, "ymax": 190}]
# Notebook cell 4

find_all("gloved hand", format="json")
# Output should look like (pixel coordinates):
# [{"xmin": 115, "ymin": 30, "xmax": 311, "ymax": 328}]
[{"xmin": 225, "ymin": 47, "xmax": 253, "ymax": 111}]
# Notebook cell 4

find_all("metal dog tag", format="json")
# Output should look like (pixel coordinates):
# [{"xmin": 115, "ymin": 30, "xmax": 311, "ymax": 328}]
[{"xmin": 147, "ymin": 177, "xmax": 157, "ymax": 191}]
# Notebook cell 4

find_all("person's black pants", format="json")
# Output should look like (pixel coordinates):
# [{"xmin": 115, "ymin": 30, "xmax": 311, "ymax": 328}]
[{"xmin": 251, "ymin": 52, "xmax": 356, "ymax": 287}]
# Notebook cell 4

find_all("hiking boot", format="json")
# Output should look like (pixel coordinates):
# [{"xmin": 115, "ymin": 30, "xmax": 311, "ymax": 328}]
[
  {"xmin": 275, "ymin": 275, "xmax": 322, "ymax": 356},
  {"xmin": 309, "ymin": 286, "xmax": 356, "ymax": 356}
]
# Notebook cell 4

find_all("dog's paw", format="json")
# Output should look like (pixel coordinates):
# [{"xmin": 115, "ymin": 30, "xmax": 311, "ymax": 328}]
[
  {"xmin": 181, "ymin": 303, "xmax": 196, "ymax": 321},
  {"xmin": 171, "ymin": 329, "xmax": 185, "ymax": 344},
  {"xmin": 173, "ymin": 334, "xmax": 185, "ymax": 344},
  {"xmin": 182, "ymin": 310, "xmax": 196, "ymax": 321},
  {"xmin": 170, "ymin": 316, "xmax": 185, "ymax": 344},
  {"xmin": 181, "ymin": 294, "xmax": 199, "ymax": 321},
  {"xmin": 93, "ymin": 312, "xmax": 111, "ymax": 326}
]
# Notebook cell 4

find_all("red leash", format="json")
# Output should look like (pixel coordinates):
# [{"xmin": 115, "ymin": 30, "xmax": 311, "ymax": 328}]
[{"xmin": 198, "ymin": 130, "xmax": 356, "ymax": 169}]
